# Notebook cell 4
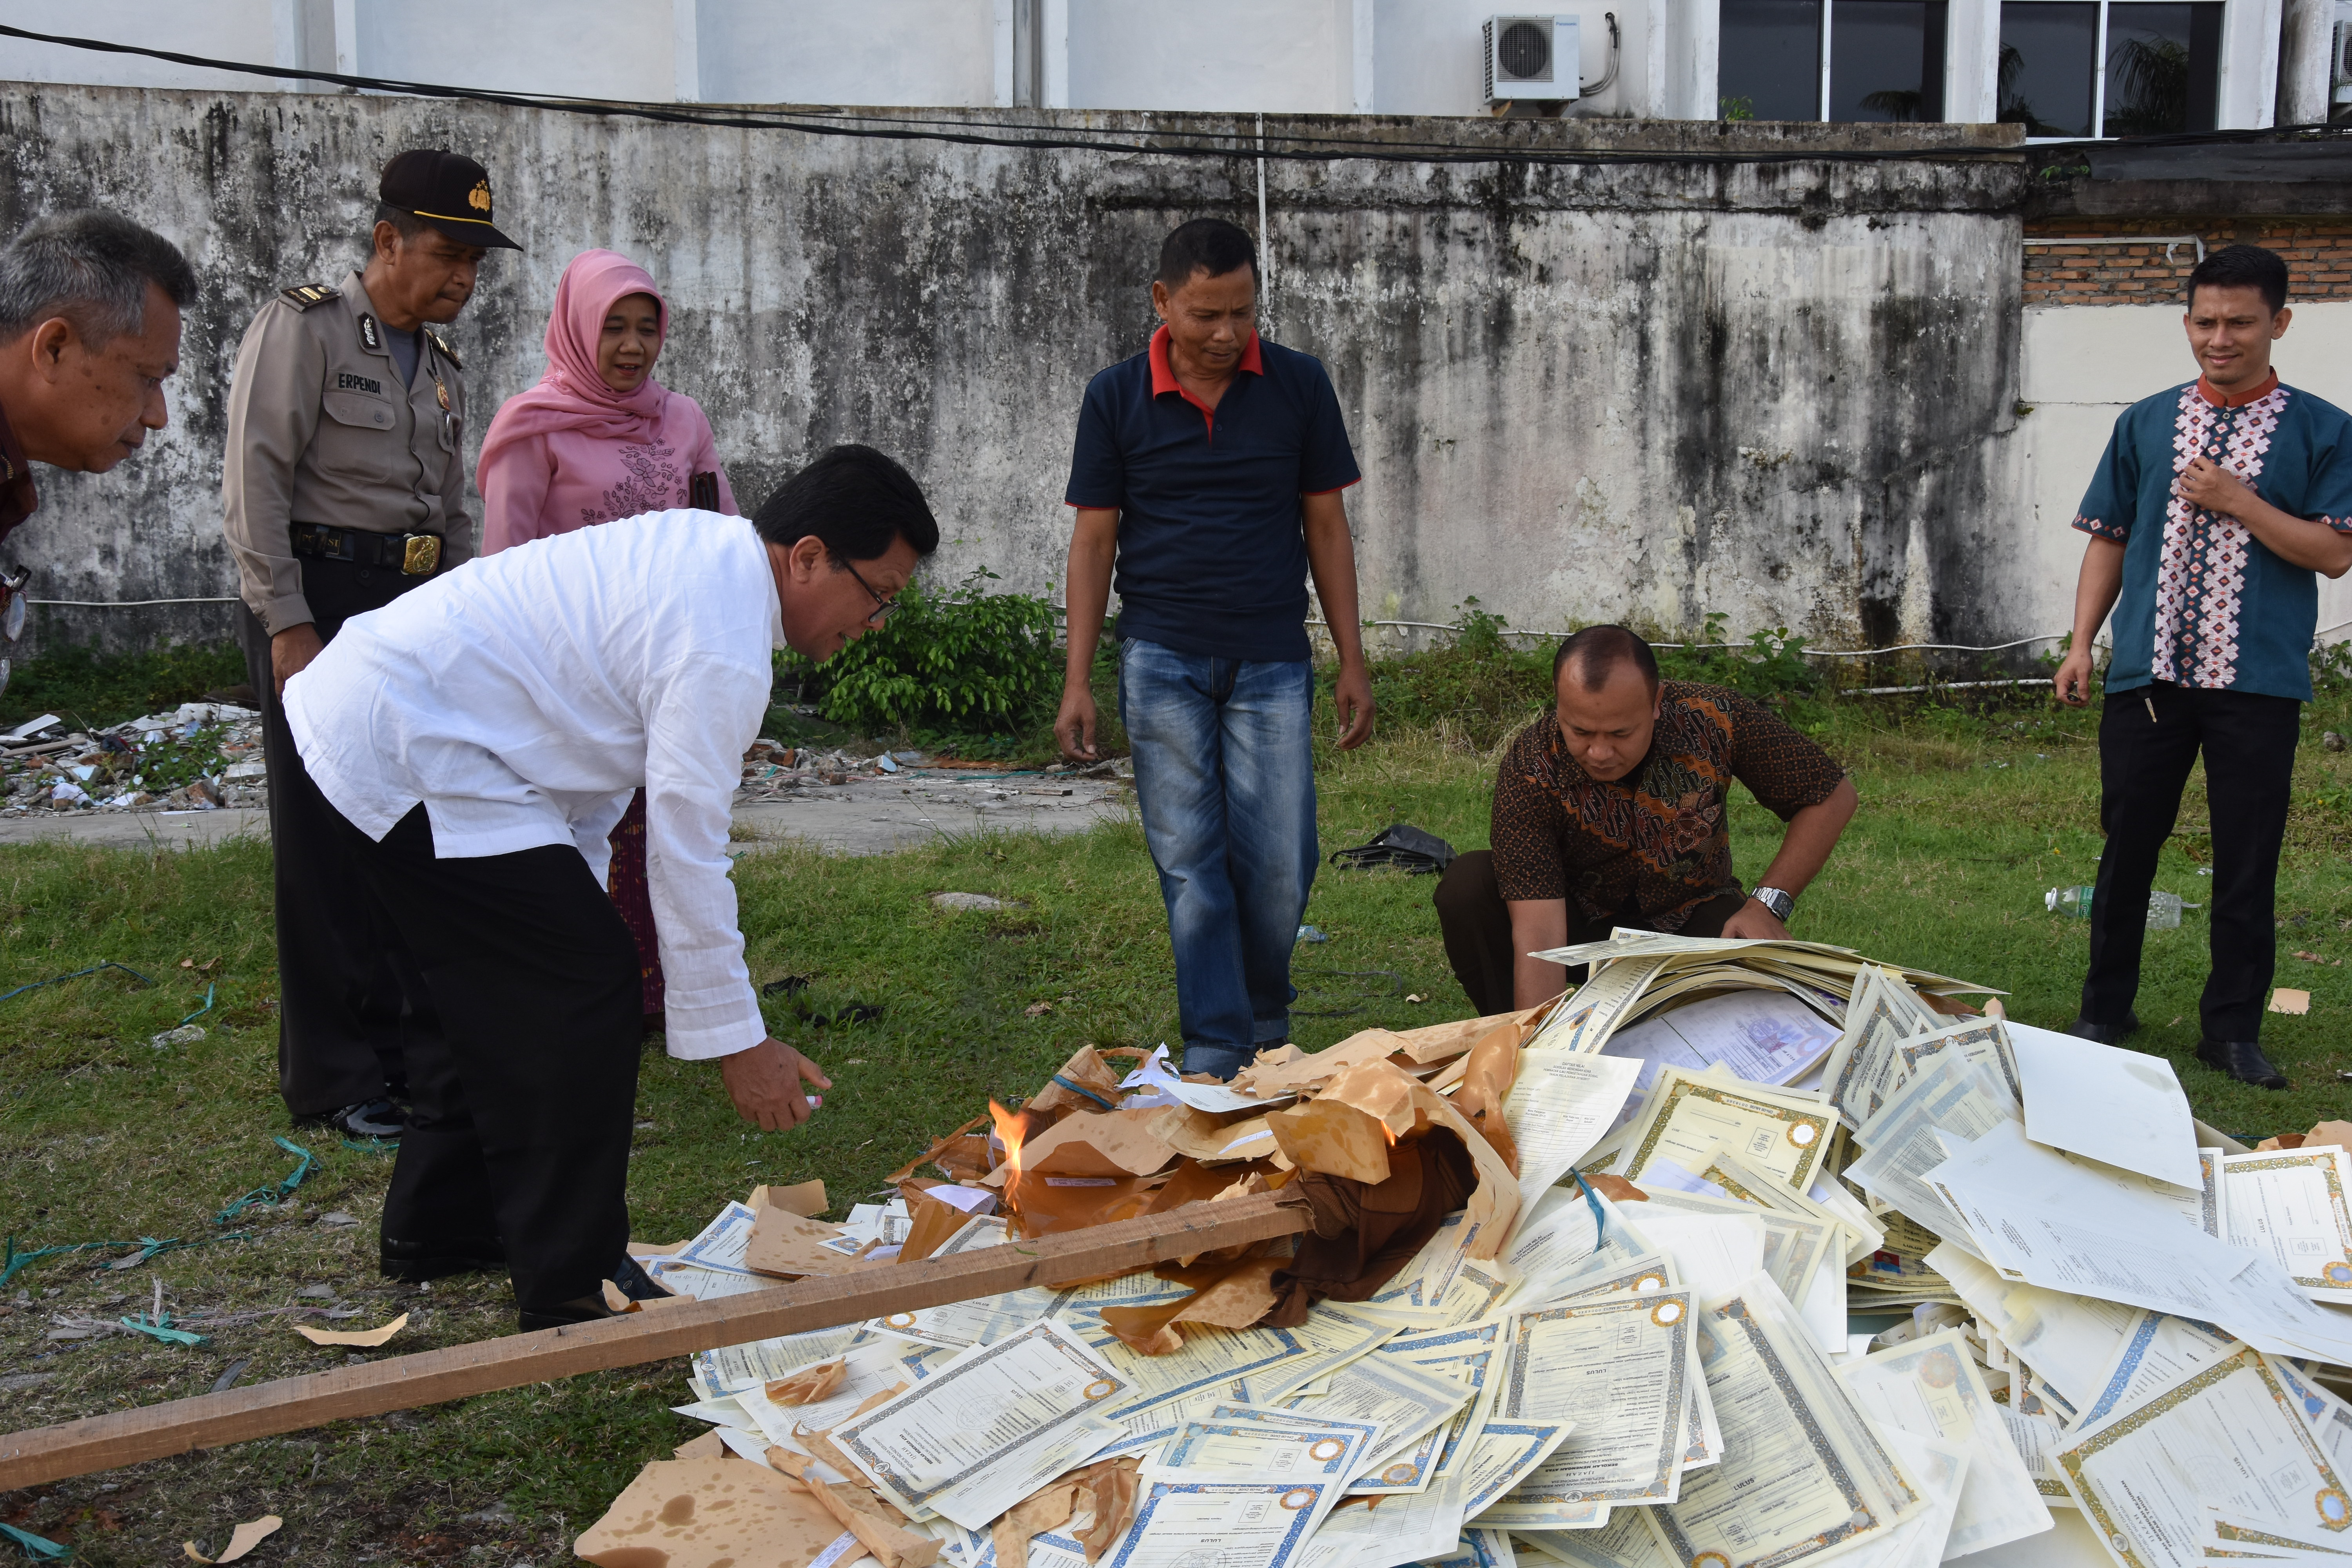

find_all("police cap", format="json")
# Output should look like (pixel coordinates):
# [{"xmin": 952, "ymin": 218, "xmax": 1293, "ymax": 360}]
[{"xmin": 378, "ymin": 149, "xmax": 521, "ymax": 251}]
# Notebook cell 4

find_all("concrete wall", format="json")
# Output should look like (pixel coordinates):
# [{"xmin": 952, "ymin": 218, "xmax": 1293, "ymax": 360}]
[
  {"xmin": 2018, "ymin": 301, "xmax": 2352, "ymax": 648},
  {"xmin": 0, "ymin": 85, "xmax": 2027, "ymax": 662}
]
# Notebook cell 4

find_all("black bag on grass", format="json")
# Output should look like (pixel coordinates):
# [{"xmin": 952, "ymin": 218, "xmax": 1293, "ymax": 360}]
[{"xmin": 1328, "ymin": 823, "xmax": 1456, "ymax": 876}]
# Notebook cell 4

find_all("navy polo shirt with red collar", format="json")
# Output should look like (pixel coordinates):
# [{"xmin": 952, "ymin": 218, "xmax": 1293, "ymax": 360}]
[
  {"xmin": 2073, "ymin": 368, "xmax": 2352, "ymax": 702},
  {"xmin": 1065, "ymin": 326, "xmax": 1359, "ymax": 663}
]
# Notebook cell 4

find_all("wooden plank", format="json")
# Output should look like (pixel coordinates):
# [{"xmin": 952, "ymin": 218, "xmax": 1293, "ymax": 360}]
[{"xmin": 0, "ymin": 1189, "xmax": 1310, "ymax": 1489}]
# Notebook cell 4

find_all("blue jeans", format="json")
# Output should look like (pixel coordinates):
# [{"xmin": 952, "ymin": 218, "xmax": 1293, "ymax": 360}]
[{"xmin": 1118, "ymin": 640, "xmax": 1319, "ymax": 1080}]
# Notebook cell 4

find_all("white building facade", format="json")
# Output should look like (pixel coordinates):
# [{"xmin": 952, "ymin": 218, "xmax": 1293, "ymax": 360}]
[{"xmin": 0, "ymin": 0, "xmax": 2339, "ymax": 127}]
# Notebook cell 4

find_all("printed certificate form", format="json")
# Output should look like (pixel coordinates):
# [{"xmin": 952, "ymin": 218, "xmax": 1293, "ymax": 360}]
[
  {"xmin": 1279, "ymin": 1351, "xmax": 1474, "ymax": 1478},
  {"xmin": 2056, "ymin": 1345, "xmax": 2352, "ymax": 1568},
  {"xmin": 1486, "ymin": 1291, "xmax": 1693, "ymax": 1521},
  {"xmin": 1105, "ymin": 1478, "xmax": 1337, "ymax": 1568},
  {"xmin": 1834, "ymin": 1327, "xmax": 2054, "ymax": 1557},
  {"xmin": 2218, "ymin": 1147, "xmax": 2352, "ymax": 1305},
  {"xmin": 1619, "ymin": 1069, "xmax": 1832, "ymax": 1193},
  {"xmin": 1525, "ymin": 956, "xmax": 1675, "ymax": 1054},
  {"xmin": 1645, "ymin": 1287, "xmax": 1913, "ymax": 1568},
  {"xmin": 1505, "ymin": 1053, "xmax": 1644, "ymax": 1213},
  {"xmin": 2074, "ymin": 1311, "xmax": 2239, "ymax": 1431},
  {"xmin": 828, "ymin": 1319, "xmax": 1128, "ymax": 1529}
]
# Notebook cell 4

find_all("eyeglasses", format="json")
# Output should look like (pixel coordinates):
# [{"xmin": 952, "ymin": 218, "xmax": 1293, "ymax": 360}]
[
  {"xmin": 0, "ymin": 566, "xmax": 27, "ymax": 696},
  {"xmin": 840, "ymin": 557, "xmax": 901, "ymax": 626}
]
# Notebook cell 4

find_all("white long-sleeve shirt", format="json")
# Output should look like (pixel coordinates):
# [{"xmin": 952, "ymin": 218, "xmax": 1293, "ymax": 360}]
[{"xmin": 284, "ymin": 509, "xmax": 780, "ymax": 1060}]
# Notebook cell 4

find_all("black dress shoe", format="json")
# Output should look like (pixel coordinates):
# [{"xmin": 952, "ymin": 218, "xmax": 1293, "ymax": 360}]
[
  {"xmin": 2196, "ymin": 1038, "xmax": 2289, "ymax": 1090},
  {"xmin": 301, "ymin": 1098, "xmax": 408, "ymax": 1138},
  {"xmin": 381, "ymin": 1234, "xmax": 506, "ymax": 1283},
  {"xmin": 516, "ymin": 1254, "xmax": 673, "ymax": 1333},
  {"xmin": 2065, "ymin": 1013, "xmax": 2140, "ymax": 1045}
]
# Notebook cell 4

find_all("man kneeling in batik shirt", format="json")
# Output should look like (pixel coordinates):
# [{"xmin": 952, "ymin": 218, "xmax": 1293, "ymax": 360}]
[
  {"xmin": 1433, "ymin": 625, "xmax": 1858, "ymax": 1015},
  {"xmin": 2053, "ymin": 244, "xmax": 2352, "ymax": 1090}
]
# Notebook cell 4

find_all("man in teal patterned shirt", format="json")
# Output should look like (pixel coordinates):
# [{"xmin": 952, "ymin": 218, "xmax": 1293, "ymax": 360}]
[{"xmin": 2053, "ymin": 245, "xmax": 2352, "ymax": 1090}]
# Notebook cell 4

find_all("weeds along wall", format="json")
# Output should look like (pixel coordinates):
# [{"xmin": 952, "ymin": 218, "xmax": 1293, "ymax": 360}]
[{"xmin": 0, "ymin": 87, "xmax": 2029, "ymax": 660}]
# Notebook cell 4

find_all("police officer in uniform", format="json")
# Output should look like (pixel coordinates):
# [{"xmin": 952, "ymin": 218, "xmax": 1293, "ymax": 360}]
[{"xmin": 222, "ymin": 149, "xmax": 519, "ymax": 1146}]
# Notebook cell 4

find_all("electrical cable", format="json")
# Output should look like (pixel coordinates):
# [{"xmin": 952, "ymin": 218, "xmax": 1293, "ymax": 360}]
[
  {"xmin": 1314, "ymin": 618, "xmax": 2069, "ymax": 657},
  {"xmin": 0, "ymin": 21, "xmax": 2068, "ymax": 169},
  {"xmin": 1580, "ymin": 13, "xmax": 1622, "ymax": 99}
]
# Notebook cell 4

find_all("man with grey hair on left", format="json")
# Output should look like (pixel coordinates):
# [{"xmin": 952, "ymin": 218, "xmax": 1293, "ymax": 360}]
[{"xmin": 0, "ymin": 210, "xmax": 196, "ymax": 548}]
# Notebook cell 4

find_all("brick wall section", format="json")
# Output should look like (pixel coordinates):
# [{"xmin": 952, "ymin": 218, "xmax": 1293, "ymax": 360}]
[{"xmin": 2023, "ymin": 218, "xmax": 2352, "ymax": 305}]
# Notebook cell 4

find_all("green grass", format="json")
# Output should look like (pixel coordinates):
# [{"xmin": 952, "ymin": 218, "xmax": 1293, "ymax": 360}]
[
  {"xmin": 0, "ymin": 641, "xmax": 251, "ymax": 734},
  {"xmin": 2, "ymin": 679, "xmax": 2350, "ymax": 1563}
]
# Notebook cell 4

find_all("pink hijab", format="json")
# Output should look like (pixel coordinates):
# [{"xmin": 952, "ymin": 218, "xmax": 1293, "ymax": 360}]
[{"xmin": 478, "ymin": 249, "xmax": 687, "ymax": 465}]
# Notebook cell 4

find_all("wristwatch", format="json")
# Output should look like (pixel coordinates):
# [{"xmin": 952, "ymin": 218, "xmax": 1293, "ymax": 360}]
[{"xmin": 1753, "ymin": 886, "xmax": 1796, "ymax": 922}]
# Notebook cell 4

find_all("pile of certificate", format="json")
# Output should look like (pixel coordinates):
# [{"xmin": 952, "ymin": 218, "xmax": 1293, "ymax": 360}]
[{"xmin": 590, "ymin": 931, "xmax": 2352, "ymax": 1568}]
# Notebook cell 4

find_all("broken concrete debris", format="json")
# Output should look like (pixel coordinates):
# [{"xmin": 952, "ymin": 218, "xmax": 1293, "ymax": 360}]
[
  {"xmin": 0, "ymin": 703, "xmax": 264, "ymax": 815},
  {"xmin": 592, "ymin": 931, "xmax": 2348, "ymax": 1568}
]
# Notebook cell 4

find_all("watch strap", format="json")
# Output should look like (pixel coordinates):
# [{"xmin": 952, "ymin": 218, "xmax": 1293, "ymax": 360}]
[{"xmin": 1753, "ymin": 886, "xmax": 1796, "ymax": 920}]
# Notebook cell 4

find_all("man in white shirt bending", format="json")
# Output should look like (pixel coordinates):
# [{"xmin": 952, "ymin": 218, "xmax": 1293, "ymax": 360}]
[{"xmin": 283, "ymin": 443, "xmax": 936, "ymax": 1330}]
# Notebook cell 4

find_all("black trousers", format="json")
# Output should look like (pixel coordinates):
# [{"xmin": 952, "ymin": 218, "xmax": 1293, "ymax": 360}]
[
  {"xmin": 2082, "ymin": 682, "xmax": 2299, "ymax": 1043},
  {"xmin": 238, "ymin": 556, "xmax": 443, "ymax": 1117},
  {"xmin": 1432, "ymin": 849, "xmax": 1749, "ymax": 1016},
  {"xmin": 335, "ymin": 804, "xmax": 642, "ymax": 1312}
]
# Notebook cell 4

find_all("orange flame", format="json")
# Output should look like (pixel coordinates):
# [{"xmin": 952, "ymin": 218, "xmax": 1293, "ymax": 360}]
[{"xmin": 989, "ymin": 1098, "xmax": 1027, "ymax": 1212}]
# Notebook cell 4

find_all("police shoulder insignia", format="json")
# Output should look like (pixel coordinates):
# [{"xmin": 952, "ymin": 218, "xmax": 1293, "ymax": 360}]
[
  {"xmin": 426, "ymin": 330, "xmax": 463, "ymax": 370},
  {"xmin": 278, "ymin": 282, "xmax": 340, "ymax": 312}
]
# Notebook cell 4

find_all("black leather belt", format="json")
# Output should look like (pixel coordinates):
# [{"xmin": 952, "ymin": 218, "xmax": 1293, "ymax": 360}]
[{"xmin": 291, "ymin": 523, "xmax": 442, "ymax": 575}]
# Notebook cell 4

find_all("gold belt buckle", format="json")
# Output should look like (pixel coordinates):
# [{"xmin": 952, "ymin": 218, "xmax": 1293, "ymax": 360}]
[{"xmin": 401, "ymin": 534, "xmax": 441, "ymax": 575}]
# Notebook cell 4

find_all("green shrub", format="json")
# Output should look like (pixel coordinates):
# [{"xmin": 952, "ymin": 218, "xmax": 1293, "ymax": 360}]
[
  {"xmin": 2313, "ymin": 637, "xmax": 2352, "ymax": 696},
  {"xmin": 786, "ymin": 569, "xmax": 1061, "ymax": 736},
  {"xmin": 1361, "ymin": 604, "xmax": 1833, "ymax": 750},
  {"xmin": 1655, "ymin": 612, "xmax": 1824, "ymax": 698},
  {"xmin": 1362, "ymin": 600, "xmax": 1553, "ymax": 749}
]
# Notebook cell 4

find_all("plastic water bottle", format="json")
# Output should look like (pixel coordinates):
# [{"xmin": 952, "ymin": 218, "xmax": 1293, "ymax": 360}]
[{"xmin": 2045, "ymin": 886, "xmax": 2184, "ymax": 929}]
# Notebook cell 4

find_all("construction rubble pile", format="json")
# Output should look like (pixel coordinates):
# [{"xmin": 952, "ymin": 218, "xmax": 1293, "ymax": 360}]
[
  {"xmin": 0, "ymin": 717, "xmax": 1127, "ymax": 820},
  {"xmin": 589, "ymin": 931, "xmax": 2352, "ymax": 1568},
  {"xmin": 0, "ymin": 705, "xmax": 266, "ymax": 815}
]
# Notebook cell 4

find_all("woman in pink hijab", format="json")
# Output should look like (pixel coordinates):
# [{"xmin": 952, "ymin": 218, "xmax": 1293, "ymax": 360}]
[{"xmin": 479, "ymin": 249, "xmax": 740, "ymax": 1035}]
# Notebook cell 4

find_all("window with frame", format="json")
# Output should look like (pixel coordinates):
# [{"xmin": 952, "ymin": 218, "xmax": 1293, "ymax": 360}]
[
  {"xmin": 1719, "ymin": 0, "xmax": 1950, "ymax": 121},
  {"xmin": 1996, "ymin": 0, "xmax": 2223, "ymax": 137}
]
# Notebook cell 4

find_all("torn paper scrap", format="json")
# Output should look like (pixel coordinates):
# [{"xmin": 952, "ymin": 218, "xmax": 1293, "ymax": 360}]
[
  {"xmin": 573, "ymin": 1456, "xmax": 850, "ymax": 1568},
  {"xmin": 292, "ymin": 1312, "xmax": 407, "ymax": 1348},
  {"xmin": 182, "ymin": 1515, "xmax": 281, "ymax": 1564}
]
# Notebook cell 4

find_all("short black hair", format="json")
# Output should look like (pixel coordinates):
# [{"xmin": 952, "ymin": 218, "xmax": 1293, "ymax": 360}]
[
  {"xmin": 754, "ymin": 444, "xmax": 940, "ymax": 563},
  {"xmin": 1156, "ymin": 218, "xmax": 1259, "ymax": 292},
  {"xmin": 0, "ymin": 210, "xmax": 196, "ymax": 346},
  {"xmin": 1553, "ymin": 625, "xmax": 1660, "ymax": 693},
  {"xmin": 2187, "ymin": 244, "xmax": 2288, "ymax": 315},
  {"xmin": 373, "ymin": 202, "xmax": 432, "ymax": 243}
]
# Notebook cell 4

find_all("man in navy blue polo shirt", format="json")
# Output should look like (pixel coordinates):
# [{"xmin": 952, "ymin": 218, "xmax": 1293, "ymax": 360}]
[
  {"xmin": 2054, "ymin": 244, "xmax": 2352, "ymax": 1091},
  {"xmin": 1058, "ymin": 217, "xmax": 1375, "ymax": 1080}
]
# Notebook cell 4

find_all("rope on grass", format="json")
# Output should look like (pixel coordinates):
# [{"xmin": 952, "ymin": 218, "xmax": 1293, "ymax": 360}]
[
  {"xmin": 0, "ymin": 961, "xmax": 154, "ymax": 1005},
  {"xmin": 212, "ymin": 1137, "xmax": 319, "ymax": 1225},
  {"xmin": 0, "ymin": 1231, "xmax": 255, "ymax": 1289}
]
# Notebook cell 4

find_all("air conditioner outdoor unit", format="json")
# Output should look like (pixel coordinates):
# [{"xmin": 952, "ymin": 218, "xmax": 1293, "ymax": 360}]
[
  {"xmin": 2334, "ymin": 2, "xmax": 2352, "ymax": 113},
  {"xmin": 1484, "ymin": 14, "xmax": 1581, "ymax": 102}
]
